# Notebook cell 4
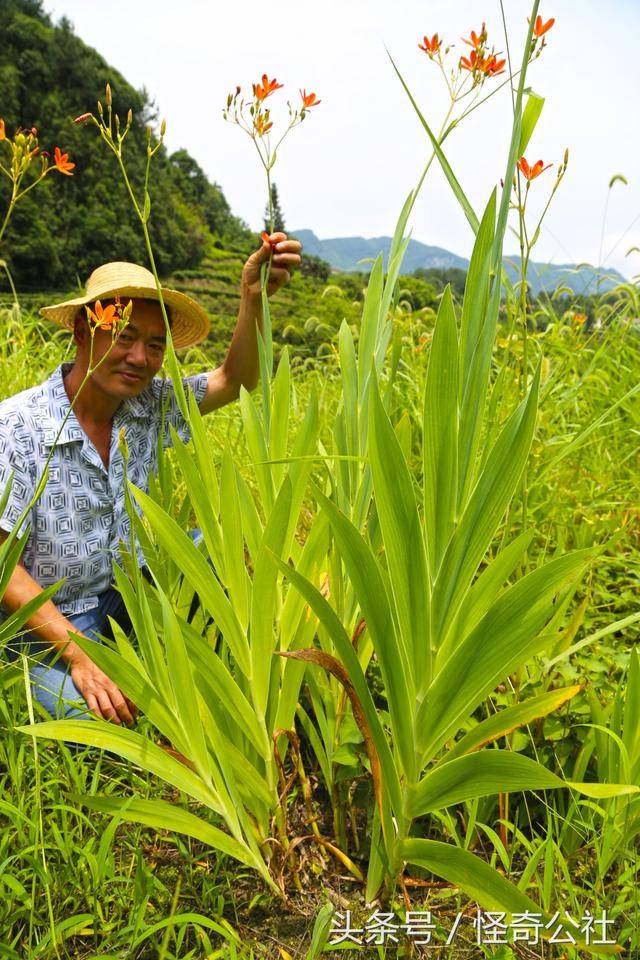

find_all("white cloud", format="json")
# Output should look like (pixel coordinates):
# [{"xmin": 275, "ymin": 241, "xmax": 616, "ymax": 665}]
[{"xmin": 43, "ymin": 0, "xmax": 639, "ymax": 277}]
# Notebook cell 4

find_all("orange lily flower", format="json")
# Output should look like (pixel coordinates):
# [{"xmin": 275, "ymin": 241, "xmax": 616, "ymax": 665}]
[
  {"xmin": 254, "ymin": 113, "xmax": 273, "ymax": 137},
  {"xmin": 0, "ymin": 118, "xmax": 5, "ymax": 141},
  {"xmin": 461, "ymin": 23, "xmax": 487, "ymax": 49},
  {"xmin": 533, "ymin": 15, "xmax": 555, "ymax": 37},
  {"xmin": 484, "ymin": 54, "xmax": 506, "ymax": 76},
  {"xmin": 518, "ymin": 156, "xmax": 552, "ymax": 181},
  {"xmin": 53, "ymin": 146, "xmax": 75, "ymax": 175},
  {"xmin": 252, "ymin": 74, "xmax": 283, "ymax": 101},
  {"xmin": 85, "ymin": 300, "xmax": 117, "ymax": 330},
  {"xmin": 260, "ymin": 231, "xmax": 279, "ymax": 249},
  {"xmin": 460, "ymin": 49, "xmax": 479, "ymax": 72},
  {"xmin": 418, "ymin": 33, "xmax": 442, "ymax": 56},
  {"xmin": 300, "ymin": 89, "xmax": 321, "ymax": 109}
]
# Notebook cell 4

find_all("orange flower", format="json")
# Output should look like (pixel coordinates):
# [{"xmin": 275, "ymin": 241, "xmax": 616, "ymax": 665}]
[
  {"xmin": 518, "ymin": 156, "xmax": 552, "ymax": 180},
  {"xmin": 254, "ymin": 113, "xmax": 273, "ymax": 137},
  {"xmin": 418, "ymin": 33, "xmax": 442, "ymax": 56},
  {"xmin": 85, "ymin": 300, "xmax": 117, "ymax": 330},
  {"xmin": 261, "ymin": 231, "xmax": 279, "ymax": 250},
  {"xmin": 483, "ymin": 54, "xmax": 506, "ymax": 76},
  {"xmin": 533, "ymin": 15, "xmax": 555, "ymax": 37},
  {"xmin": 0, "ymin": 118, "xmax": 5, "ymax": 141},
  {"xmin": 53, "ymin": 146, "xmax": 75, "ymax": 175},
  {"xmin": 462, "ymin": 23, "xmax": 487, "ymax": 49},
  {"xmin": 252, "ymin": 74, "xmax": 283, "ymax": 101},
  {"xmin": 460, "ymin": 49, "xmax": 479, "ymax": 72},
  {"xmin": 461, "ymin": 48, "xmax": 505, "ymax": 77},
  {"xmin": 300, "ymin": 89, "xmax": 321, "ymax": 109}
]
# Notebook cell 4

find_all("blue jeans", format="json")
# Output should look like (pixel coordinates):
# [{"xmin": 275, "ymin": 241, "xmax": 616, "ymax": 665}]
[{"xmin": 5, "ymin": 585, "xmax": 132, "ymax": 720}]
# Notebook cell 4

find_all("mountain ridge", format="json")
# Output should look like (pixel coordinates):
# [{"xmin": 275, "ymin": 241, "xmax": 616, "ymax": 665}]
[{"xmin": 292, "ymin": 229, "xmax": 627, "ymax": 295}]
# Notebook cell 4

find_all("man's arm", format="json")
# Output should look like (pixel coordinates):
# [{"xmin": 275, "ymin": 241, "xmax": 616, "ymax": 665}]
[
  {"xmin": 197, "ymin": 232, "xmax": 302, "ymax": 416},
  {"xmin": 0, "ymin": 529, "xmax": 136, "ymax": 725}
]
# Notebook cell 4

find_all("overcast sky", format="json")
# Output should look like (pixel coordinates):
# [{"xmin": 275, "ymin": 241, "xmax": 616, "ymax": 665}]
[{"xmin": 44, "ymin": 0, "xmax": 639, "ymax": 278}]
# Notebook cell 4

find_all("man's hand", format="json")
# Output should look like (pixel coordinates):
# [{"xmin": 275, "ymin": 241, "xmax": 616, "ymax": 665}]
[
  {"xmin": 69, "ymin": 650, "xmax": 137, "ymax": 726},
  {"xmin": 241, "ymin": 231, "xmax": 302, "ymax": 297}
]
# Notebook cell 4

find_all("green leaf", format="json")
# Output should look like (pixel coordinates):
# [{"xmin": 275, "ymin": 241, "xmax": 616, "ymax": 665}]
[
  {"xmin": 387, "ymin": 52, "xmax": 479, "ymax": 233},
  {"xmin": 250, "ymin": 475, "xmax": 292, "ymax": 716},
  {"xmin": 129, "ymin": 485, "xmax": 249, "ymax": 676},
  {"xmin": 423, "ymin": 285, "xmax": 459, "ymax": 581},
  {"xmin": 445, "ymin": 686, "xmax": 582, "ymax": 762},
  {"xmin": 434, "ymin": 366, "xmax": 541, "ymax": 644},
  {"xmin": 76, "ymin": 795, "xmax": 256, "ymax": 868},
  {"xmin": 308, "ymin": 480, "xmax": 417, "ymax": 783},
  {"xmin": 408, "ymin": 751, "xmax": 579, "ymax": 817},
  {"xmin": 518, "ymin": 92, "xmax": 545, "ymax": 157},
  {"xmin": 369, "ymin": 363, "xmax": 430, "ymax": 695},
  {"xmin": 17, "ymin": 720, "xmax": 222, "ymax": 811},
  {"xmin": 417, "ymin": 549, "xmax": 592, "ymax": 760},
  {"xmin": 400, "ymin": 838, "xmax": 615, "ymax": 954}
]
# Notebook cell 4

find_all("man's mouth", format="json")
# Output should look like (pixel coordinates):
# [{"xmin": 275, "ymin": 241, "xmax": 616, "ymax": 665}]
[{"xmin": 119, "ymin": 371, "xmax": 144, "ymax": 383}]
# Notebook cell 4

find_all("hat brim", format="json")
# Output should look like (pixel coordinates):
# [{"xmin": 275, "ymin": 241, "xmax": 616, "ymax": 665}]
[{"xmin": 40, "ymin": 284, "xmax": 210, "ymax": 350}]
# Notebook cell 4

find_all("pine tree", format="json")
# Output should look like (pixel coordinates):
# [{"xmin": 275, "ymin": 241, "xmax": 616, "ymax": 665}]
[{"xmin": 263, "ymin": 182, "xmax": 286, "ymax": 233}]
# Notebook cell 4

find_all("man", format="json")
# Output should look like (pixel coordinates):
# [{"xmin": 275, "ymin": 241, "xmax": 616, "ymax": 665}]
[{"xmin": 0, "ymin": 231, "xmax": 301, "ymax": 725}]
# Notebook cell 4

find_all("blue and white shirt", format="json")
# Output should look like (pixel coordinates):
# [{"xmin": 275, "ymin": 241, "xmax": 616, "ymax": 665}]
[{"xmin": 0, "ymin": 361, "xmax": 209, "ymax": 615}]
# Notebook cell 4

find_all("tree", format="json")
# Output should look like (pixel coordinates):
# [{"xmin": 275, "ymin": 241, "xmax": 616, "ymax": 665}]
[
  {"xmin": 0, "ymin": 2, "xmax": 247, "ymax": 289},
  {"xmin": 263, "ymin": 182, "xmax": 286, "ymax": 233}
]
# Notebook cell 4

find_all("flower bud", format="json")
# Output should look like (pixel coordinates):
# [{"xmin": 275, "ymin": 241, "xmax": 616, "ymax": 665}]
[
  {"xmin": 105, "ymin": 83, "xmax": 112, "ymax": 107},
  {"xmin": 118, "ymin": 426, "xmax": 129, "ymax": 463},
  {"xmin": 563, "ymin": 148, "xmax": 569, "ymax": 167},
  {"xmin": 127, "ymin": 108, "xmax": 133, "ymax": 126},
  {"xmin": 160, "ymin": 118, "xmax": 166, "ymax": 136},
  {"xmin": 74, "ymin": 112, "xmax": 92, "ymax": 124}
]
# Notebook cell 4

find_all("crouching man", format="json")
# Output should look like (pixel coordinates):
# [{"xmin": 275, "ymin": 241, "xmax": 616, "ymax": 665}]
[{"xmin": 0, "ymin": 233, "xmax": 301, "ymax": 723}]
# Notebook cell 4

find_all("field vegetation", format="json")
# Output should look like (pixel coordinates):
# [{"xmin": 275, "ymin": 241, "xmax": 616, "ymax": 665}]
[{"xmin": 1, "ymin": 1, "xmax": 639, "ymax": 958}]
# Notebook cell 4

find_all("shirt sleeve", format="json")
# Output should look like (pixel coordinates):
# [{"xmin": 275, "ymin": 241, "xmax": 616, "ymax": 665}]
[
  {"xmin": 151, "ymin": 373, "xmax": 210, "ymax": 449},
  {"xmin": 0, "ymin": 418, "xmax": 36, "ymax": 538}
]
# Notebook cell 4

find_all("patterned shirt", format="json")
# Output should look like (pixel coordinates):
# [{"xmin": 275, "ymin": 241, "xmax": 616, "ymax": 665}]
[{"xmin": 0, "ymin": 361, "xmax": 209, "ymax": 615}]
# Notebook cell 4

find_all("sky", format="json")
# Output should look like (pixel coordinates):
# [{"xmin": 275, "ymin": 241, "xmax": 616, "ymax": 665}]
[{"xmin": 44, "ymin": 0, "xmax": 640, "ymax": 279}]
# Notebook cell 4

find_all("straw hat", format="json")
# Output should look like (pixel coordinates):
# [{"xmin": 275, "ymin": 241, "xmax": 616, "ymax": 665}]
[{"xmin": 40, "ymin": 261, "xmax": 211, "ymax": 349}]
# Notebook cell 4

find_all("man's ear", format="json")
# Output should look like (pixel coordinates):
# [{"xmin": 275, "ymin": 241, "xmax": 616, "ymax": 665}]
[{"xmin": 73, "ymin": 309, "xmax": 88, "ymax": 346}]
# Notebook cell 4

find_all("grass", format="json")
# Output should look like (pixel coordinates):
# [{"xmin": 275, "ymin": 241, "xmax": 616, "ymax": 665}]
[{"xmin": 0, "ymin": 285, "xmax": 638, "ymax": 957}]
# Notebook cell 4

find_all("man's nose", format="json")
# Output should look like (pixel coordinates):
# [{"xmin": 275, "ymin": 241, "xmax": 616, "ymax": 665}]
[{"xmin": 126, "ymin": 339, "xmax": 148, "ymax": 366}]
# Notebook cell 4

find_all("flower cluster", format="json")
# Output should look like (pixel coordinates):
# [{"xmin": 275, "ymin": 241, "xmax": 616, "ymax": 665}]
[
  {"xmin": 418, "ymin": 13, "xmax": 555, "ymax": 87},
  {"xmin": 0, "ymin": 121, "xmax": 75, "ymax": 181},
  {"xmin": 0, "ymin": 119, "xmax": 76, "ymax": 247},
  {"xmin": 85, "ymin": 295, "xmax": 132, "ymax": 337},
  {"xmin": 223, "ymin": 73, "xmax": 321, "ymax": 152},
  {"xmin": 459, "ymin": 21, "xmax": 506, "ymax": 82}
]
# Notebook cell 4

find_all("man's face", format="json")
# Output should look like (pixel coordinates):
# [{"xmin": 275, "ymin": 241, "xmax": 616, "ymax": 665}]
[{"xmin": 81, "ymin": 298, "xmax": 168, "ymax": 399}]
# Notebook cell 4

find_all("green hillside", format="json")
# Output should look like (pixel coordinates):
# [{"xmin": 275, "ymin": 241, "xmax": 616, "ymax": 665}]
[{"xmin": 0, "ymin": 0, "xmax": 250, "ymax": 289}]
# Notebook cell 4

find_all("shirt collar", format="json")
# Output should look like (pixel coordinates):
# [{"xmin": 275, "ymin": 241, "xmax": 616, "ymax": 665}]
[{"xmin": 40, "ymin": 362, "xmax": 150, "ymax": 446}]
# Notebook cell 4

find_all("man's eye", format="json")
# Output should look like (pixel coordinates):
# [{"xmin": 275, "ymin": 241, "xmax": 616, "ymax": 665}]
[
  {"xmin": 148, "ymin": 343, "xmax": 165, "ymax": 354},
  {"xmin": 118, "ymin": 332, "xmax": 134, "ymax": 344}
]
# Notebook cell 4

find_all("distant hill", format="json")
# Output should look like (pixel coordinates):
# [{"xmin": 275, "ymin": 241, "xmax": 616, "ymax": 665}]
[
  {"xmin": 293, "ymin": 229, "xmax": 627, "ymax": 295},
  {"xmin": 293, "ymin": 230, "xmax": 467, "ymax": 274}
]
